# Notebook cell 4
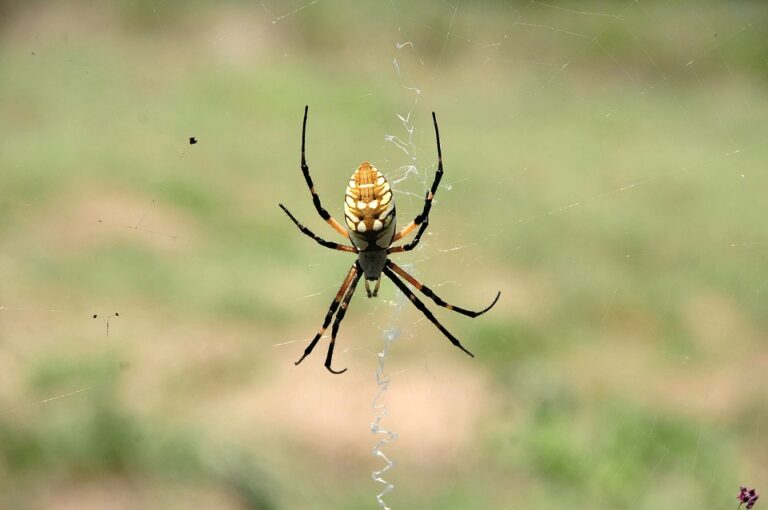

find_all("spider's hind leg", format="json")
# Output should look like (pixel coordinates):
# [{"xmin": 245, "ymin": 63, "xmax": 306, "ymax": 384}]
[
  {"xmin": 299, "ymin": 106, "xmax": 349, "ymax": 239},
  {"xmin": 390, "ymin": 112, "xmax": 443, "ymax": 247}
]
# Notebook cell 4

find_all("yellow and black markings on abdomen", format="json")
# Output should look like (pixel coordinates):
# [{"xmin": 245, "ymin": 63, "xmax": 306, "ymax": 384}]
[{"xmin": 344, "ymin": 162, "xmax": 396, "ymax": 250}]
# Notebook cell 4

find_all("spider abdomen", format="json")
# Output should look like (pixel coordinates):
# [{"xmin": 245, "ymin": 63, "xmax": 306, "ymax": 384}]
[{"xmin": 344, "ymin": 162, "xmax": 396, "ymax": 252}]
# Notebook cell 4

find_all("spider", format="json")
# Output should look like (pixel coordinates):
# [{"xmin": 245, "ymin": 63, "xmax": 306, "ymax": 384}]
[{"xmin": 279, "ymin": 106, "xmax": 501, "ymax": 374}]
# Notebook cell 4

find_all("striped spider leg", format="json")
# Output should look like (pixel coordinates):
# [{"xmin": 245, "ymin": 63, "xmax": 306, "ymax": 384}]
[
  {"xmin": 387, "ymin": 111, "xmax": 443, "ymax": 254},
  {"xmin": 279, "ymin": 204, "xmax": 357, "ymax": 253},
  {"xmin": 386, "ymin": 261, "xmax": 500, "ymax": 319},
  {"xmin": 293, "ymin": 262, "xmax": 362, "ymax": 374},
  {"xmin": 325, "ymin": 265, "xmax": 363, "ymax": 373},
  {"xmin": 384, "ymin": 261, "xmax": 500, "ymax": 357},
  {"xmin": 299, "ymin": 105, "xmax": 349, "ymax": 239}
]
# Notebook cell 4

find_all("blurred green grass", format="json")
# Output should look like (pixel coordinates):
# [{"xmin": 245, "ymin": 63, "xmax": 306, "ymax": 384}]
[{"xmin": 1, "ymin": 0, "xmax": 767, "ymax": 508}]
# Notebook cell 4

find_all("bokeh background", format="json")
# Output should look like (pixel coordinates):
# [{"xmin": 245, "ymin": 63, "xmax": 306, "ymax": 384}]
[{"xmin": 1, "ymin": 1, "xmax": 767, "ymax": 508}]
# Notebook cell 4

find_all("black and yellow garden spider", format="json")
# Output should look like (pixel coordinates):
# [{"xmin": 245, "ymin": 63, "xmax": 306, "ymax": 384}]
[{"xmin": 279, "ymin": 106, "xmax": 500, "ymax": 374}]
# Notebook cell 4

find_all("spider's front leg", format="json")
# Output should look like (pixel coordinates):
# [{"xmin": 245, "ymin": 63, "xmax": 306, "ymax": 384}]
[
  {"xmin": 295, "ymin": 262, "xmax": 362, "ymax": 374},
  {"xmin": 386, "ymin": 260, "xmax": 500, "ymax": 316},
  {"xmin": 325, "ymin": 268, "xmax": 362, "ymax": 374},
  {"xmin": 383, "ymin": 265, "xmax": 474, "ymax": 358}
]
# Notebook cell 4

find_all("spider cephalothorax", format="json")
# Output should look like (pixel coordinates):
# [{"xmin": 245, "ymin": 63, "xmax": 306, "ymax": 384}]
[{"xmin": 279, "ymin": 106, "xmax": 500, "ymax": 374}]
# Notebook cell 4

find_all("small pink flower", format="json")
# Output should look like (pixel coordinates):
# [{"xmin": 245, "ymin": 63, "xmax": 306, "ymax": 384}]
[{"xmin": 738, "ymin": 485, "xmax": 759, "ymax": 510}]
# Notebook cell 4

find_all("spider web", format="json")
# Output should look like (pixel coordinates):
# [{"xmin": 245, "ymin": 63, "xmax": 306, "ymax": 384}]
[{"xmin": 1, "ymin": 1, "xmax": 767, "ymax": 509}]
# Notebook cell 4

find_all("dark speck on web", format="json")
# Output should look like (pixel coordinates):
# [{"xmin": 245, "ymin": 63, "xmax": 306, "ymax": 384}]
[{"xmin": 189, "ymin": 137, "xmax": 197, "ymax": 145}]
